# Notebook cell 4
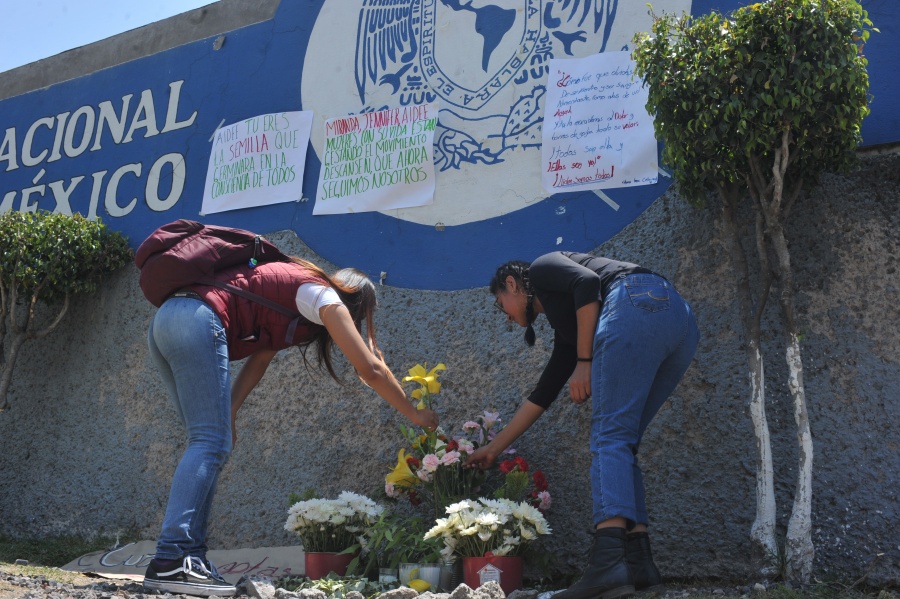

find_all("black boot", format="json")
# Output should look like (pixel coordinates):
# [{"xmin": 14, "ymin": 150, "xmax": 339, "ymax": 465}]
[
  {"xmin": 554, "ymin": 527, "xmax": 635, "ymax": 599},
  {"xmin": 625, "ymin": 532, "xmax": 664, "ymax": 593}
]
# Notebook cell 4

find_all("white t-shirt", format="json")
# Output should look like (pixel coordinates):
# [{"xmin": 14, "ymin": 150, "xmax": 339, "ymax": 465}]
[{"xmin": 294, "ymin": 283, "xmax": 342, "ymax": 325}]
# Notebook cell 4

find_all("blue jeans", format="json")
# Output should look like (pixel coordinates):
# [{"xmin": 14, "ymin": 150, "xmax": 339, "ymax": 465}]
[
  {"xmin": 590, "ymin": 274, "xmax": 699, "ymax": 527},
  {"xmin": 147, "ymin": 297, "xmax": 233, "ymax": 560}
]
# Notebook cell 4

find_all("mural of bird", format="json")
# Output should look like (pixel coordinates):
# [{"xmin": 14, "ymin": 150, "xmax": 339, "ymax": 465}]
[
  {"xmin": 355, "ymin": 0, "xmax": 419, "ymax": 103},
  {"xmin": 545, "ymin": 0, "xmax": 619, "ymax": 54}
]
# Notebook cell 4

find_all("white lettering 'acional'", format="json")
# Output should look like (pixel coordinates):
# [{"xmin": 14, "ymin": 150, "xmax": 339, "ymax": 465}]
[{"xmin": 0, "ymin": 80, "xmax": 197, "ymax": 173}]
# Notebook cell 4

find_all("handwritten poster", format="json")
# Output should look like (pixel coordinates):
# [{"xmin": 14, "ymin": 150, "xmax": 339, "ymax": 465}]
[
  {"xmin": 201, "ymin": 111, "xmax": 313, "ymax": 215},
  {"xmin": 541, "ymin": 51, "xmax": 658, "ymax": 194},
  {"xmin": 312, "ymin": 103, "xmax": 437, "ymax": 215}
]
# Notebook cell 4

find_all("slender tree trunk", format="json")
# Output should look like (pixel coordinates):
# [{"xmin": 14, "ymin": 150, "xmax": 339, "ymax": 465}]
[
  {"xmin": 0, "ymin": 332, "xmax": 28, "ymax": 412},
  {"xmin": 769, "ymin": 225, "xmax": 814, "ymax": 582},
  {"xmin": 747, "ymin": 341, "xmax": 778, "ymax": 565},
  {"xmin": 0, "ymin": 292, "xmax": 70, "ymax": 411},
  {"xmin": 784, "ymin": 332, "xmax": 814, "ymax": 582},
  {"xmin": 756, "ymin": 132, "xmax": 814, "ymax": 582},
  {"xmin": 0, "ymin": 279, "xmax": 14, "ymax": 366},
  {"xmin": 719, "ymin": 187, "xmax": 778, "ymax": 571}
]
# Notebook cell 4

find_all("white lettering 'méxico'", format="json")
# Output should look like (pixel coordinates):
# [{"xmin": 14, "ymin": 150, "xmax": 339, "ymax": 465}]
[{"xmin": 1, "ymin": 152, "xmax": 188, "ymax": 219}]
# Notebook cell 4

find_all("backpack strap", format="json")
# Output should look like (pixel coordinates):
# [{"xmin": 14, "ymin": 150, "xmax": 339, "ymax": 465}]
[{"xmin": 205, "ymin": 280, "xmax": 310, "ymax": 346}]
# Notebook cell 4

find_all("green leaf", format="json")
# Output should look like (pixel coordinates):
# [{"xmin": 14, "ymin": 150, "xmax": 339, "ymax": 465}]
[{"xmin": 631, "ymin": 0, "xmax": 872, "ymax": 205}]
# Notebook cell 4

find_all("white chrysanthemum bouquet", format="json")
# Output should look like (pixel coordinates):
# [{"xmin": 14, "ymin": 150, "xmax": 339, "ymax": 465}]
[
  {"xmin": 424, "ymin": 498, "xmax": 551, "ymax": 559},
  {"xmin": 285, "ymin": 491, "xmax": 384, "ymax": 553}
]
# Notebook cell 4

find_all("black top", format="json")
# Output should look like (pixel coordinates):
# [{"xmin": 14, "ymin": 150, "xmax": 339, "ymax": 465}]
[{"xmin": 526, "ymin": 252, "xmax": 653, "ymax": 409}]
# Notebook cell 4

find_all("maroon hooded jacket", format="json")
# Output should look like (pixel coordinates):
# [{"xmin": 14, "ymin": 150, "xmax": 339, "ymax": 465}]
[{"xmin": 190, "ymin": 261, "xmax": 327, "ymax": 360}]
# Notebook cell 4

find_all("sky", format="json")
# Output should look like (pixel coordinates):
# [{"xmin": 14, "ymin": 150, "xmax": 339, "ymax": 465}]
[{"xmin": 0, "ymin": 0, "xmax": 215, "ymax": 74}]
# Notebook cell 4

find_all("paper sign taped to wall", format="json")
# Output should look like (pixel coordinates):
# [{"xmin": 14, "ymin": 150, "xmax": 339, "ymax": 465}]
[
  {"xmin": 541, "ymin": 51, "xmax": 658, "ymax": 193},
  {"xmin": 201, "ymin": 111, "xmax": 314, "ymax": 215},
  {"xmin": 313, "ymin": 103, "xmax": 438, "ymax": 215}
]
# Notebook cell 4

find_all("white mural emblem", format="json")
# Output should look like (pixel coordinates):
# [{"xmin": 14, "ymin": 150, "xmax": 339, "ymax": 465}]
[
  {"xmin": 412, "ymin": 0, "xmax": 542, "ymax": 111},
  {"xmin": 301, "ymin": 0, "xmax": 690, "ymax": 226}
]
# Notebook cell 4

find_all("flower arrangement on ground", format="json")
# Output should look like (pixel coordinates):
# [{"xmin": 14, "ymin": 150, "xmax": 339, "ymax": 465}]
[
  {"xmin": 386, "ymin": 362, "xmax": 477, "ymax": 511},
  {"xmin": 356, "ymin": 511, "xmax": 444, "ymax": 576},
  {"xmin": 386, "ymin": 402, "xmax": 506, "ymax": 515},
  {"xmin": 386, "ymin": 361, "xmax": 554, "ymax": 521},
  {"xmin": 495, "ymin": 455, "xmax": 552, "ymax": 513},
  {"xmin": 284, "ymin": 491, "xmax": 384, "ymax": 553},
  {"xmin": 424, "ymin": 498, "xmax": 552, "ymax": 559}
]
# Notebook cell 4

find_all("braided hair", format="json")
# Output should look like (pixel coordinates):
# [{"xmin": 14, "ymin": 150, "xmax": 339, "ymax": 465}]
[{"xmin": 489, "ymin": 260, "xmax": 537, "ymax": 346}]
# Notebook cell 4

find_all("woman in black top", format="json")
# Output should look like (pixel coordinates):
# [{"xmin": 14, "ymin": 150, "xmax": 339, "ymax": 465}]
[{"xmin": 467, "ymin": 251, "xmax": 699, "ymax": 599}]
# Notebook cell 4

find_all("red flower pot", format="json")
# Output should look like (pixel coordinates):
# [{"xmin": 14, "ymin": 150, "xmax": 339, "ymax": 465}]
[
  {"xmin": 462, "ymin": 555, "xmax": 523, "ymax": 594},
  {"xmin": 304, "ymin": 551, "xmax": 356, "ymax": 580}
]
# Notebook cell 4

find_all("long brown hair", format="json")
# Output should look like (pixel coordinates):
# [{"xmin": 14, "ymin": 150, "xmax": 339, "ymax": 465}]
[{"xmin": 289, "ymin": 257, "xmax": 380, "ymax": 382}]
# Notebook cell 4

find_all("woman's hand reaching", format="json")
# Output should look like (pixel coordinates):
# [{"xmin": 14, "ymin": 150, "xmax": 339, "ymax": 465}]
[
  {"xmin": 464, "ymin": 445, "xmax": 498, "ymax": 470},
  {"xmin": 410, "ymin": 407, "xmax": 439, "ymax": 432}
]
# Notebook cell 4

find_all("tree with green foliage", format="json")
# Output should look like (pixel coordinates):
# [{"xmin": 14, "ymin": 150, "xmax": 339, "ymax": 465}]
[
  {"xmin": 633, "ymin": 0, "xmax": 873, "ymax": 582},
  {"xmin": 0, "ymin": 211, "xmax": 132, "ymax": 411}
]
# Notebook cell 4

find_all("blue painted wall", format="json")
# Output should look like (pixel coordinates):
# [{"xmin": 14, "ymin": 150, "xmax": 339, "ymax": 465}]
[{"xmin": 0, "ymin": 0, "xmax": 896, "ymax": 290}]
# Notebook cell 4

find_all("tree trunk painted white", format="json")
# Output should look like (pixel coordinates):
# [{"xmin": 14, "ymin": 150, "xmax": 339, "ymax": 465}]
[
  {"xmin": 719, "ymin": 189, "xmax": 780, "ymax": 576},
  {"xmin": 747, "ymin": 342, "xmax": 778, "ymax": 570},
  {"xmin": 784, "ymin": 334, "xmax": 814, "ymax": 582}
]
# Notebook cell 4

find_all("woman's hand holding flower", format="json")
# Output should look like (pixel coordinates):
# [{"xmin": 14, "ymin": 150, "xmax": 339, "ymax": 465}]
[
  {"xmin": 464, "ymin": 444, "xmax": 497, "ymax": 470},
  {"xmin": 410, "ymin": 406, "xmax": 439, "ymax": 431}
]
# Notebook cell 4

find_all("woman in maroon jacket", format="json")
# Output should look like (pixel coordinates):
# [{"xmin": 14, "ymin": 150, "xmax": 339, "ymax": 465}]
[{"xmin": 143, "ymin": 257, "xmax": 438, "ymax": 597}]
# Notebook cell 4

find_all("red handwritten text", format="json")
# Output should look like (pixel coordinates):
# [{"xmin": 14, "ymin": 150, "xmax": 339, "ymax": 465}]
[
  {"xmin": 553, "ymin": 165, "xmax": 615, "ymax": 188},
  {"xmin": 547, "ymin": 160, "xmax": 566, "ymax": 172}
]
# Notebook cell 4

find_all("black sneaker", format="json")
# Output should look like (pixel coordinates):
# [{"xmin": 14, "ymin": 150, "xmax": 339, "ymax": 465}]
[{"xmin": 143, "ymin": 556, "xmax": 237, "ymax": 596}]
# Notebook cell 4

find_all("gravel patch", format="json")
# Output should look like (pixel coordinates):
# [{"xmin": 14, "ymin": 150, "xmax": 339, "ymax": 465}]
[{"xmin": 1, "ymin": 569, "xmax": 895, "ymax": 599}]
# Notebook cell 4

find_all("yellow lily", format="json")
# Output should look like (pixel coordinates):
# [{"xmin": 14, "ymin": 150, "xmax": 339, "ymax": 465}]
[
  {"xmin": 411, "ymin": 388, "xmax": 428, "ymax": 409},
  {"xmin": 403, "ymin": 363, "xmax": 446, "ymax": 394},
  {"xmin": 386, "ymin": 449, "xmax": 419, "ymax": 489}
]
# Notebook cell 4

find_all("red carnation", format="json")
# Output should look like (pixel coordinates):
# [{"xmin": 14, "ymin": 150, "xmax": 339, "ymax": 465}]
[
  {"xmin": 514, "ymin": 456, "xmax": 529, "ymax": 472},
  {"xmin": 533, "ymin": 470, "xmax": 548, "ymax": 492},
  {"xmin": 407, "ymin": 456, "xmax": 421, "ymax": 469},
  {"xmin": 446, "ymin": 440, "xmax": 459, "ymax": 451},
  {"xmin": 499, "ymin": 459, "xmax": 516, "ymax": 474}
]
